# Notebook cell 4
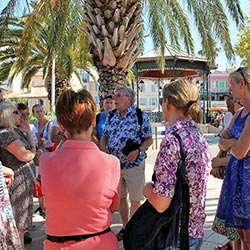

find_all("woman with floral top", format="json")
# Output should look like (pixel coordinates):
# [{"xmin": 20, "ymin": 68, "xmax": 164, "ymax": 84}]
[{"xmin": 143, "ymin": 79, "xmax": 211, "ymax": 250}]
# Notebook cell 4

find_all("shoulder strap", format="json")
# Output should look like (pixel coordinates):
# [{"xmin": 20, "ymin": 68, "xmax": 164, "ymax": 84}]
[
  {"xmin": 108, "ymin": 109, "xmax": 117, "ymax": 123},
  {"xmin": 136, "ymin": 108, "xmax": 144, "ymax": 142},
  {"xmin": 171, "ymin": 131, "xmax": 190, "ymax": 250},
  {"xmin": 96, "ymin": 113, "xmax": 101, "ymax": 126},
  {"xmin": 172, "ymin": 131, "xmax": 185, "ymax": 175},
  {"xmin": 136, "ymin": 107, "xmax": 143, "ymax": 126}
]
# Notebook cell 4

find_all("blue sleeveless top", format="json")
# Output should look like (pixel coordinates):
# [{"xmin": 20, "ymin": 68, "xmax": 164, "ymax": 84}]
[{"xmin": 217, "ymin": 109, "xmax": 250, "ymax": 229}]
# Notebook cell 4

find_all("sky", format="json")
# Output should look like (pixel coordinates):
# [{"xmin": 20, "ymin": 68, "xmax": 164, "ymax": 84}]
[
  {"xmin": 0, "ymin": 1, "xmax": 249, "ymax": 71},
  {"xmin": 143, "ymin": 0, "xmax": 250, "ymax": 71}
]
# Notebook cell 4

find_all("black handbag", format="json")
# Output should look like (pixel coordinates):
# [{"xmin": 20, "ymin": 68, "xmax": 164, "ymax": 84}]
[
  {"xmin": 123, "ymin": 132, "xmax": 190, "ymax": 250},
  {"xmin": 122, "ymin": 139, "xmax": 141, "ymax": 156}
]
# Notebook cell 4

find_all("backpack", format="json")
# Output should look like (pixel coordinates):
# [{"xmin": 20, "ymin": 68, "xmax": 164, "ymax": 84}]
[
  {"xmin": 123, "ymin": 132, "xmax": 190, "ymax": 250},
  {"xmin": 108, "ymin": 107, "xmax": 144, "ymax": 141}
]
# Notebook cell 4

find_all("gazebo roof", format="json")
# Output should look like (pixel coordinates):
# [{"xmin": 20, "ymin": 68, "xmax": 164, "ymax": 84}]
[{"xmin": 134, "ymin": 45, "xmax": 216, "ymax": 79}]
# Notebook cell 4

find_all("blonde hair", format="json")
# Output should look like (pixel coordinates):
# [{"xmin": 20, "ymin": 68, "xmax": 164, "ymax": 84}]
[
  {"xmin": 162, "ymin": 79, "xmax": 202, "ymax": 123},
  {"xmin": 0, "ymin": 102, "xmax": 16, "ymax": 128},
  {"xmin": 56, "ymin": 89, "xmax": 96, "ymax": 135},
  {"xmin": 228, "ymin": 67, "xmax": 250, "ymax": 88}
]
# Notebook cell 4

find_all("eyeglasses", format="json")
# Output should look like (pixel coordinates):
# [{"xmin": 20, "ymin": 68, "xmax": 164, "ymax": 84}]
[
  {"xmin": 13, "ymin": 110, "xmax": 19, "ymax": 115},
  {"xmin": 114, "ymin": 93, "xmax": 124, "ymax": 98},
  {"xmin": 236, "ymin": 67, "xmax": 248, "ymax": 84}
]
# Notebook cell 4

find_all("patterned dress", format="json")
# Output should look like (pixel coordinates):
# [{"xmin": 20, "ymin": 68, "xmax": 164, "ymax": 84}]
[
  {"xmin": 153, "ymin": 120, "xmax": 211, "ymax": 238},
  {"xmin": 0, "ymin": 128, "xmax": 34, "ymax": 230},
  {"xmin": 0, "ymin": 162, "xmax": 22, "ymax": 249},
  {"xmin": 217, "ymin": 109, "xmax": 250, "ymax": 229}
]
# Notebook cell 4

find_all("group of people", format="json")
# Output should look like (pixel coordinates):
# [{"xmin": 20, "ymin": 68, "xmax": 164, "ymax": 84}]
[
  {"xmin": 0, "ymin": 67, "xmax": 249, "ymax": 250},
  {"xmin": 0, "ymin": 94, "xmax": 53, "ymax": 249}
]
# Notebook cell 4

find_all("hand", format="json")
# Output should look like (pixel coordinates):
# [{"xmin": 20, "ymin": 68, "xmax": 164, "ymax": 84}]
[
  {"xmin": 3, "ymin": 167, "xmax": 14, "ymax": 187},
  {"xmin": 124, "ymin": 149, "xmax": 139, "ymax": 163},
  {"xmin": 143, "ymin": 182, "xmax": 153, "ymax": 197},
  {"xmin": 211, "ymin": 156, "xmax": 221, "ymax": 168},
  {"xmin": 19, "ymin": 119, "xmax": 32, "ymax": 134},
  {"xmin": 34, "ymin": 149, "xmax": 43, "ymax": 165},
  {"xmin": 219, "ymin": 128, "xmax": 230, "ymax": 139},
  {"xmin": 210, "ymin": 167, "xmax": 224, "ymax": 179}
]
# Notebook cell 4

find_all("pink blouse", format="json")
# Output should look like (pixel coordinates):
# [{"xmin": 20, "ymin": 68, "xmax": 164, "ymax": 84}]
[{"xmin": 40, "ymin": 140, "xmax": 120, "ymax": 250}]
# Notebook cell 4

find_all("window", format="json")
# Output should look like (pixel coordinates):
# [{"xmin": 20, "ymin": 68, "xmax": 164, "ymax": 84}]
[
  {"xmin": 150, "ymin": 97, "xmax": 157, "ymax": 106},
  {"xmin": 140, "ymin": 85, "xmax": 145, "ymax": 92},
  {"xmin": 94, "ymin": 83, "xmax": 99, "ymax": 92},
  {"xmin": 140, "ymin": 98, "xmax": 146, "ymax": 106},
  {"xmin": 94, "ymin": 96, "xmax": 99, "ymax": 104},
  {"xmin": 219, "ymin": 81, "xmax": 225, "ymax": 92},
  {"xmin": 82, "ymin": 72, "xmax": 90, "ymax": 83},
  {"xmin": 211, "ymin": 81, "xmax": 216, "ymax": 89},
  {"xmin": 151, "ymin": 85, "xmax": 156, "ymax": 92}
]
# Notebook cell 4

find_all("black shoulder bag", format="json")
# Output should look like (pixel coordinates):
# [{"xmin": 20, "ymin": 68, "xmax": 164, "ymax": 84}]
[{"xmin": 123, "ymin": 132, "xmax": 190, "ymax": 250}]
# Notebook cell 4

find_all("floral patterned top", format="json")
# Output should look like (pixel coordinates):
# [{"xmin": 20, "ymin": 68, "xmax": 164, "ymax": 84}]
[
  {"xmin": 104, "ymin": 105, "xmax": 152, "ymax": 169},
  {"xmin": 153, "ymin": 120, "xmax": 211, "ymax": 238}
]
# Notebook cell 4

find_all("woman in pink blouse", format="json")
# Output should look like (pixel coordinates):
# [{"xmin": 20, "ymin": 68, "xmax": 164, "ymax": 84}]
[
  {"xmin": 144, "ymin": 79, "xmax": 211, "ymax": 250},
  {"xmin": 40, "ymin": 89, "xmax": 120, "ymax": 250}
]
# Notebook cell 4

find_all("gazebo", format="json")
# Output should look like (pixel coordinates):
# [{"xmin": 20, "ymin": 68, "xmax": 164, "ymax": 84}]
[{"xmin": 132, "ymin": 45, "xmax": 217, "ymax": 123}]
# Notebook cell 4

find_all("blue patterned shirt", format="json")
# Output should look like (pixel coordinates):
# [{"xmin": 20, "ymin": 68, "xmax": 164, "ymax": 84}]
[{"xmin": 104, "ymin": 105, "xmax": 152, "ymax": 169}]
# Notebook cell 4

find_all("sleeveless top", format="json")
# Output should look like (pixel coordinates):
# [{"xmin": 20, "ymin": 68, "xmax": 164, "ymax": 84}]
[{"xmin": 217, "ymin": 109, "xmax": 250, "ymax": 229}]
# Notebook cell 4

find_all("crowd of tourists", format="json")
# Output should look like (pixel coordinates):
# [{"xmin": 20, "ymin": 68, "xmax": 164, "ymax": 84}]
[{"xmin": 0, "ymin": 67, "xmax": 249, "ymax": 250}]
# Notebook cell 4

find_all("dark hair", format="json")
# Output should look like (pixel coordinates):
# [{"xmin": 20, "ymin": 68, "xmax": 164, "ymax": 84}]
[
  {"xmin": 104, "ymin": 94, "xmax": 113, "ymax": 100},
  {"xmin": 17, "ymin": 103, "xmax": 29, "ymax": 111},
  {"xmin": 56, "ymin": 89, "xmax": 96, "ymax": 135},
  {"xmin": 32, "ymin": 104, "xmax": 42, "ymax": 114}
]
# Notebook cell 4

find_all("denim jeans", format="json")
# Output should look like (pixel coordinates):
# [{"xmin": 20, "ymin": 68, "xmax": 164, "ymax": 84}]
[{"xmin": 177, "ymin": 236, "xmax": 203, "ymax": 250}]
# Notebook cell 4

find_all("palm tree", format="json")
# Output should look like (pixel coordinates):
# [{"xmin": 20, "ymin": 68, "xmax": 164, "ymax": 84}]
[
  {"xmin": 0, "ymin": 0, "xmax": 91, "ymax": 109},
  {"xmin": 1, "ymin": 0, "xmax": 245, "ymax": 103},
  {"xmin": 82, "ymin": 0, "xmax": 244, "ymax": 101}
]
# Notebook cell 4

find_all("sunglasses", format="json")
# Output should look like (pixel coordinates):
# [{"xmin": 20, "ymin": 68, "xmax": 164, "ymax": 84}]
[
  {"xmin": 236, "ymin": 67, "xmax": 248, "ymax": 84},
  {"xmin": 13, "ymin": 110, "xmax": 19, "ymax": 115},
  {"xmin": 235, "ymin": 100, "xmax": 243, "ymax": 107}
]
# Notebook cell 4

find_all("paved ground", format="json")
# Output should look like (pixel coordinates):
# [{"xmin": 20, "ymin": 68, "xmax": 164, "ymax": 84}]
[{"xmin": 25, "ymin": 133, "xmax": 228, "ymax": 250}]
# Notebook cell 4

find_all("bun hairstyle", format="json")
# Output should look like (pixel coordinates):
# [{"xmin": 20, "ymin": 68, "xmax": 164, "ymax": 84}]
[
  {"xmin": 162, "ymin": 79, "xmax": 202, "ymax": 123},
  {"xmin": 56, "ymin": 89, "xmax": 96, "ymax": 135}
]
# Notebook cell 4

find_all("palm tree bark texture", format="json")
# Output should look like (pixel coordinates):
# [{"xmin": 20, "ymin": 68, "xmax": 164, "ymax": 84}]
[{"xmin": 83, "ymin": 0, "xmax": 143, "ymax": 102}]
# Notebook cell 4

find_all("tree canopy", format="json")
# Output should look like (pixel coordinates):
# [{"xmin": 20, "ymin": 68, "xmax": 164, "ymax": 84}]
[{"xmin": 235, "ymin": 17, "xmax": 250, "ymax": 66}]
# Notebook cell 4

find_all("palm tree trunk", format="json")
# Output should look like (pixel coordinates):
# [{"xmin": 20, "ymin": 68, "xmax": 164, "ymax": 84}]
[{"xmin": 51, "ymin": 52, "xmax": 56, "ymax": 112}]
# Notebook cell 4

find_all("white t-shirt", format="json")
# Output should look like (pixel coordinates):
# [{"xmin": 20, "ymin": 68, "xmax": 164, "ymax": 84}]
[{"xmin": 224, "ymin": 112, "xmax": 233, "ymax": 129}]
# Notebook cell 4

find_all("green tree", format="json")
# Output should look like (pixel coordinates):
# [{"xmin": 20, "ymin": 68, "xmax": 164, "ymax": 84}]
[
  {"xmin": 235, "ymin": 17, "xmax": 250, "ymax": 66},
  {"xmin": 0, "ymin": 1, "xmax": 92, "ymax": 109},
  {"xmin": 1, "ymin": 0, "xmax": 245, "ymax": 103}
]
